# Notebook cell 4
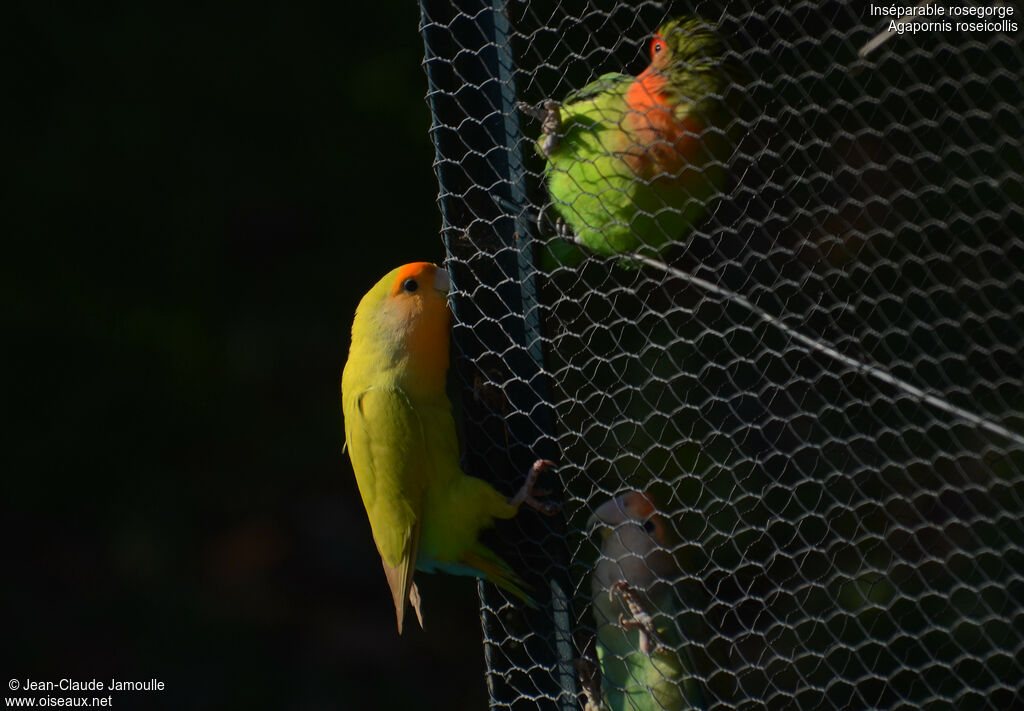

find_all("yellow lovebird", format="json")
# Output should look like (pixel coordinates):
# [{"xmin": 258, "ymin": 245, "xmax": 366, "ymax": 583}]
[{"xmin": 341, "ymin": 262, "xmax": 556, "ymax": 634}]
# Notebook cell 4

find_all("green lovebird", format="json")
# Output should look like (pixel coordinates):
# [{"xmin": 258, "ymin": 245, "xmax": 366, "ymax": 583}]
[
  {"xmin": 523, "ymin": 17, "xmax": 729, "ymax": 268},
  {"xmin": 585, "ymin": 492, "xmax": 704, "ymax": 711}
]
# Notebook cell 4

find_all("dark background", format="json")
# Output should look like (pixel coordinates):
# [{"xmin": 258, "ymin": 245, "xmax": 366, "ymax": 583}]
[{"xmin": 5, "ymin": 2, "xmax": 489, "ymax": 709}]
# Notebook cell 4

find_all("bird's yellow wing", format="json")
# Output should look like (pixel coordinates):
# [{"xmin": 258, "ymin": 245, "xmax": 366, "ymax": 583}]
[{"xmin": 344, "ymin": 385, "xmax": 428, "ymax": 633}]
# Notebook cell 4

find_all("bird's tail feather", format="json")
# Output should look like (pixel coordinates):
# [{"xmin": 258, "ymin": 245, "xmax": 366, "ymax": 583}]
[{"xmin": 462, "ymin": 546, "xmax": 538, "ymax": 608}]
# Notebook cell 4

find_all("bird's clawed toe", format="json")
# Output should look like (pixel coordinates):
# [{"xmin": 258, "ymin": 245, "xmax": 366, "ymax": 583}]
[
  {"xmin": 612, "ymin": 581, "xmax": 668, "ymax": 656},
  {"xmin": 508, "ymin": 459, "xmax": 560, "ymax": 515}
]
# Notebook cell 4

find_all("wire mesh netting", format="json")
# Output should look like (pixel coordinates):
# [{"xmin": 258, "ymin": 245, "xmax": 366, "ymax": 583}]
[{"xmin": 418, "ymin": 1, "xmax": 1024, "ymax": 709}]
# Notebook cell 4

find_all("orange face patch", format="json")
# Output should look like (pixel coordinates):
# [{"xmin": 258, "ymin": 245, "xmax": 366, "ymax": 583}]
[
  {"xmin": 390, "ymin": 262, "xmax": 438, "ymax": 297},
  {"xmin": 622, "ymin": 72, "xmax": 703, "ymax": 177},
  {"xmin": 648, "ymin": 35, "xmax": 669, "ymax": 70},
  {"xmin": 380, "ymin": 262, "xmax": 451, "ymax": 390},
  {"xmin": 625, "ymin": 491, "xmax": 657, "ymax": 519}
]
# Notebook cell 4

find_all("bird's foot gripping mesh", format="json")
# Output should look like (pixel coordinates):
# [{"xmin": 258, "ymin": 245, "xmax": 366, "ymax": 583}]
[{"xmin": 419, "ymin": 1, "xmax": 1024, "ymax": 709}]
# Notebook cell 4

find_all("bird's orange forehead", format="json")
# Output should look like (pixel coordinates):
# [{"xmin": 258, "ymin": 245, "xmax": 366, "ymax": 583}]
[
  {"xmin": 390, "ymin": 262, "xmax": 437, "ymax": 294},
  {"xmin": 625, "ymin": 491, "xmax": 657, "ymax": 519}
]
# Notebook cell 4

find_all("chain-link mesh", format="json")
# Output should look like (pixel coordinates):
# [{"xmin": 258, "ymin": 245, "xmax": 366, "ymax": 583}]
[{"xmin": 418, "ymin": 1, "xmax": 1024, "ymax": 709}]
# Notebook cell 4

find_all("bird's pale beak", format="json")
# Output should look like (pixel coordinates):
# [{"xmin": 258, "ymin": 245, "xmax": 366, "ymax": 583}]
[
  {"xmin": 587, "ymin": 493, "xmax": 631, "ymax": 533},
  {"xmin": 434, "ymin": 267, "xmax": 451, "ymax": 294}
]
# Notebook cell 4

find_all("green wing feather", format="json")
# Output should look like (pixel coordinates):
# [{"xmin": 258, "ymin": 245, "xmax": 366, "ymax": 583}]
[
  {"xmin": 344, "ymin": 385, "xmax": 427, "ymax": 633},
  {"xmin": 562, "ymin": 72, "xmax": 633, "ymax": 106},
  {"xmin": 596, "ymin": 602, "xmax": 704, "ymax": 711}
]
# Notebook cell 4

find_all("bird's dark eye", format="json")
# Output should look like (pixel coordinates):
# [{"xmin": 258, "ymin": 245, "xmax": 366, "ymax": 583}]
[
  {"xmin": 402, "ymin": 278, "xmax": 419, "ymax": 293},
  {"xmin": 643, "ymin": 519, "xmax": 656, "ymax": 533},
  {"xmin": 654, "ymin": 41, "xmax": 663, "ymax": 53}
]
